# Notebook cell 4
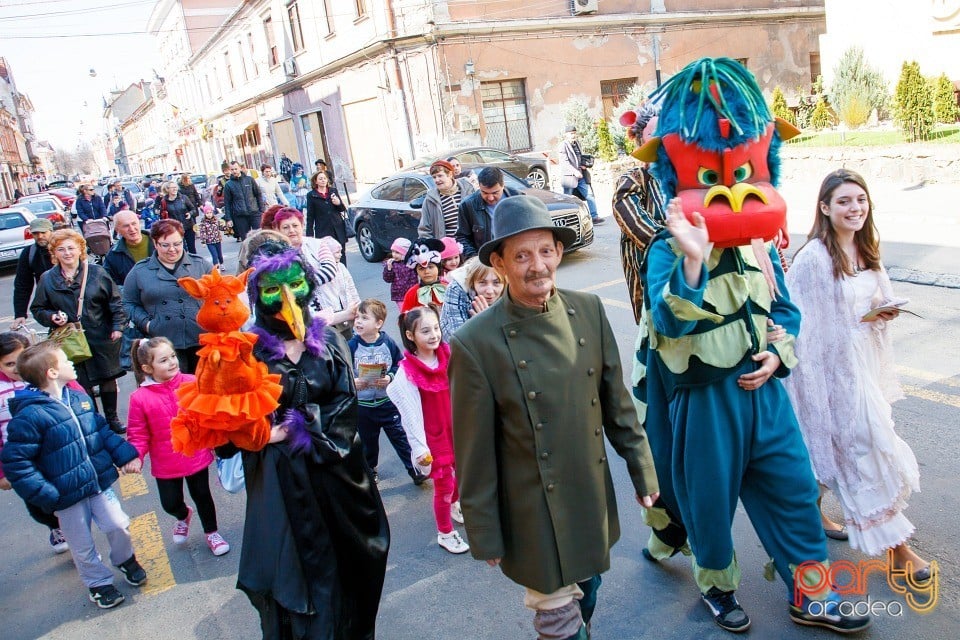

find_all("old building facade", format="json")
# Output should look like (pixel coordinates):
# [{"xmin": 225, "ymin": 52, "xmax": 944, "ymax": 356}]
[{"xmin": 147, "ymin": 0, "xmax": 826, "ymax": 193}]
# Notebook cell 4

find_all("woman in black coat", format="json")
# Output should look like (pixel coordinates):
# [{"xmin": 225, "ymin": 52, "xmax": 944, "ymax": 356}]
[
  {"xmin": 31, "ymin": 229, "xmax": 128, "ymax": 433},
  {"xmin": 159, "ymin": 181, "xmax": 198, "ymax": 253},
  {"xmin": 178, "ymin": 173, "xmax": 202, "ymax": 209},
  {"xmin": 305, "ymin": 171, "xmax": 348, "ymax": 264}
]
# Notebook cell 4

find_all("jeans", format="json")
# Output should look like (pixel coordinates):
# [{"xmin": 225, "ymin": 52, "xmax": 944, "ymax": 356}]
[
  {"xmin": 206, "ymin": 242, "xmax": 224, "ymax": 265},
  {"xmin": 55, "ymin": 489, "xmax": 135, "ymax": 588},
  {"xmin": 563, "ymin": 177, "xmax": 598, "ymax": 219}
]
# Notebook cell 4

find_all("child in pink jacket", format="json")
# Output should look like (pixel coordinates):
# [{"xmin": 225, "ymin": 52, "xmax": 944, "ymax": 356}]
[{"xmin": 127, "ymin": 337, "xmax": 229, "ymax": 556}]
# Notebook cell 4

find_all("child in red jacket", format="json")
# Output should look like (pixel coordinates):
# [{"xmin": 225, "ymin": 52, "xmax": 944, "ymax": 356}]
[{"xmin": 127, "ymin": 337, "xmax": 229, "ymax": 556}]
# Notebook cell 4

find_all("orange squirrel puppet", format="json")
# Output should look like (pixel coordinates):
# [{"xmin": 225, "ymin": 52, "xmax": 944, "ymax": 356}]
[{"xmin": 170, "ymin": 268, "xmax": 283, "ymax": 455}]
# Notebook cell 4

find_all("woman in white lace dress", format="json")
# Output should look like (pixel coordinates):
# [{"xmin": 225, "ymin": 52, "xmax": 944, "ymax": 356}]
[{"xmin": 784, "ymin": 169, "xmax": 930, "ymax": 581}]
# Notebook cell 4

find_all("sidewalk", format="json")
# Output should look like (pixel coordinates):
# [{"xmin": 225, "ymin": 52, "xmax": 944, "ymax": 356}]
[{"xmin": 589, "ymin": 172, "xmax": 960, "ymax": 284}]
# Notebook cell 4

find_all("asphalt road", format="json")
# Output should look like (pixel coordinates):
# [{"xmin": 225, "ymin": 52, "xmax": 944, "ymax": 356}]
[{"xmin": 0, "ymin": 209, "xmax": 957, "ymax": 639}]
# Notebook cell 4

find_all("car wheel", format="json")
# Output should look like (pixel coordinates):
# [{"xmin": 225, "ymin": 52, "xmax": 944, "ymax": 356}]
[
  {"xmin": 526, "ymin": 167, "xmax": 548, "ymax": 190},
  {"xmin": 356, "ymin": 222, "xmax": 385, "ymax": 263}
]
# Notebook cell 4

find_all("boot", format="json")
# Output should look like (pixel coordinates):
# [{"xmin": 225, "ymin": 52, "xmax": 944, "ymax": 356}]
[{"xmin": 100, "ymin": 390, "xmax": 126, "ymax": 435}]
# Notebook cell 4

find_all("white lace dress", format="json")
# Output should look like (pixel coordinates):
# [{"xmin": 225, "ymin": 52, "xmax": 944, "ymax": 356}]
[
  {"xmin": 785, "ymin": 240, "xmax": 920, "ymax": 556},
  {"xmin": 833, "ymin": 269, "xmax": 920, "ymax": 555}
]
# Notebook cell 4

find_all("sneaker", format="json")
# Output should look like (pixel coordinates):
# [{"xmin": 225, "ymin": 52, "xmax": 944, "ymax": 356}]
[
  {"xmin": 49, "ymin": 528, "xmax": 69, "ymax": 554},
  {"xmin": 789, "ymin": 594, "xmax": 871, "ymax": 634},
  {"xmin": 437, "ymin": 530, "xmax": 470, "ymax": 554},
  {"xmin": 411, "ymin": 471, "xmax": 429, "ymax": 486},
  {"xmin": 205, "ymin": 531, "xmax": 231, "ymax": 556},
  {"xmin": 172, "ymin": 506, "xmax": 193, "ymax": 543},
  {"xmin": 701, "ymin": 587, "xmax": 751, "ymax": 633},
  {"xmin": 88, "ymin": 584, "xmax": 125, "ymax": 609},
  {"xmin": 117, "ymin": 555, "xmax": 147, "ymax": 587},
  {"xmin": 450, "ymin": 501, "xmax": 464, "ymax": 524}
]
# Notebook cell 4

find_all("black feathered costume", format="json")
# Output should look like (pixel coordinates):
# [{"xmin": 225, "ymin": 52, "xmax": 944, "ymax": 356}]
[{"xmin": 219, "ymin": 244, "xmax": 389, "ymax": 639}]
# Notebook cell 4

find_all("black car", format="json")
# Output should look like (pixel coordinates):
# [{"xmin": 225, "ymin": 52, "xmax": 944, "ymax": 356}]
[
  {"xmin": 411, "ymin": 147, "xmax": 550, "ymax": 189},
  {"xmin": 348, "ymin": 171, "xmax": 593, "ymax": 262}
]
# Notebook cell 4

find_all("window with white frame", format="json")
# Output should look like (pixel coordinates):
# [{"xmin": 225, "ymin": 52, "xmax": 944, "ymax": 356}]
[
  {"xmin": 263, "ymin": 16, "xmax": 279, "ymax": 67},
  {"xmin": 287, "ymin": 1, "xmax": 305, "ymax": 53},
  {"xmin": 247, "ymin": 32, "xmax": 259, "ymax": 76},
  {"xmin": 224, "ymin": 51, "xmax": 234, "ymax": 90}
]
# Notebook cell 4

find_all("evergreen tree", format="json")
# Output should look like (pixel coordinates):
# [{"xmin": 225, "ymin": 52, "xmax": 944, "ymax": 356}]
[
  {"xmin": 770, "ymin": 86, "xmax": 795, "ymax": 125},
  {"xmin": 932, "ymin": 73, "xmax": 959, "ymax": 124},
  {"xmin": 893, "ymin": 61, "xmax": 934, "ymax": 141},
  {"xmin": 596, "ymin": 118, "xmax": 617, "ymax": 161},
  {"xmin": 810, "ymin": 97, "xmax": 834, "ymax": 130},
  {"xmin": 830, "ymin": 46, "xmax": 888, "ymax": 126}
]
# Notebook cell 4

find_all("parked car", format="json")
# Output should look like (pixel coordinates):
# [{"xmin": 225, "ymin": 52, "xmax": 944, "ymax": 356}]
[
  {"xmin": 43, "ymin": 188, "xmax": 77, "ymax": 210},
  {"xmin": 45, "ymin": 179, "xmax": 74, "ymax": 190},
  {"xmin": 16, "ymin": 195, "xmax": 71, "ymax": 225},
  {"xmin": 0, "ymin": 207, "xmax": 37, "ymax": 266},
  {"xmin": 348, "ymin": 170, "xmax": 593, "ymax": 263},
  {"xmin": 410, "ymin": 146, "xmax": 551, "ymax": 190}
]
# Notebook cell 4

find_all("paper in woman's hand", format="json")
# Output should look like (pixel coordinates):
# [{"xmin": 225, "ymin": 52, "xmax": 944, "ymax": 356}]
[{"xmin": 860, "ymin": 297, "xmax": 923, "ymax": 322}]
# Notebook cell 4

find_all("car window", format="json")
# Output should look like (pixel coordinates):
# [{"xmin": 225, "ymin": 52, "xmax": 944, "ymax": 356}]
[
  {"xmin": 404, "ymin": 178, "xmax": 429, "ymax": 202},
  {"xmin": 0, "ymin": 213, "xmax": 27, "ymax": 230},
  {"xmin": 22, "ymin": 201, "xmax": 55, "ymax": 213},
  {"xmin": 456, "ymin": 152, "xmax": 482, "ymax": 164},
  {"xmin": 190, "ymin": 175, "xmax": 206, "ymax": 185},
  {"xmin": 123, "ymin": 183, "xmax": 142, "ymax": 194},
  {"xmin": 478, "ymin": 150, "xmax": 511, "ymax": 163},
  {"xmin": 502, "ymin": 171, "xmax": 528, "ymax": 190},
  {"xmin": 371, "ymin": 179, "xmax": 406, "ymax": 202}
]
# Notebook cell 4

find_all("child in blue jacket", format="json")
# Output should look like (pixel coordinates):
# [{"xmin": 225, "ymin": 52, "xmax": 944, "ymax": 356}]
[{"xmin": 1, "ymin": 342, "xmax": 147, "ymax": 610}]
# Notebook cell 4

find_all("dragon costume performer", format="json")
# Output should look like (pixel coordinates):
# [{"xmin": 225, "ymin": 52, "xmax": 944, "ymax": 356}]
[{"xmin": 637, "ymin": 58, "xmax": 866, "ymax": 632}]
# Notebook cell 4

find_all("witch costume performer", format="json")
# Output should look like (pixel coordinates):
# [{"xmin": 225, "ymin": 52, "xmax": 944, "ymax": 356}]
[{"xmin": 217, "ymin": 242, "xmax": 389, "ymax": 640}]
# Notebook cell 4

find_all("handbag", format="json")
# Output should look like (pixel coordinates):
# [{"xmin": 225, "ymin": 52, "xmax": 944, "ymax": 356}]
[
  {"xmin": 561, "ymin": 174, "xmax": 579, "ymax": 190},
  {"xmin": 216, "ymin": 453, "xmax": 245, "ymax": 493},
  {"xmin": 49, "ymin": 264, "xmax": 92, "ymax": 363},
  {"xmin": 581, "ymin": 153, "xmax": 595, "ymax": 168}
]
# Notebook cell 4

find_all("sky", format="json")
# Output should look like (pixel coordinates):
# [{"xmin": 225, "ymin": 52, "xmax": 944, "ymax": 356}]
[{"xmin": 0, "ymin": 0, "xmax": 161, "ymax": 150}]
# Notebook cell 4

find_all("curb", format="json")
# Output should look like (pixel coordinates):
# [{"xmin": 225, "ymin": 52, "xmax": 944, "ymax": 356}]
[{"xmin": 887, "ymin": 267, "xmax": 960, "ymax": 289}]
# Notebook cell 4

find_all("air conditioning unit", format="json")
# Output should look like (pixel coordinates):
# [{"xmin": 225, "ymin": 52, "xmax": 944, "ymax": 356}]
[
  {"xmin": 458, "ymin": 114, "xmax": 480, "ymax": 132},
  {"xmin": 283, "ymin": 58, "xmax": 297, "ymax": 78},
  {"xmin": 572, "ymin": 0, "xmax": 598, "ymax": 16}
]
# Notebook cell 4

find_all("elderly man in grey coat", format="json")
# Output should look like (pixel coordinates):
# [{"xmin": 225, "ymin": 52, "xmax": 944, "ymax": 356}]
[{"xmin": 449, "ymin": 196, "xmax": 659, "ymax": 640}]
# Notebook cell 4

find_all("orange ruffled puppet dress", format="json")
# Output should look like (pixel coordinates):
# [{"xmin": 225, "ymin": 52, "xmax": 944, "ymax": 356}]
[{"xmin": 169, "ymin": 268, "xmax": 283, "ymax": 455}]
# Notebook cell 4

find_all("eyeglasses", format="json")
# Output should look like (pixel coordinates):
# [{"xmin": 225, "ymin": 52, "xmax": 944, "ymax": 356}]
[{"xmin": 157, "ymin": 241, "xmax": 184, "ymax": 249}]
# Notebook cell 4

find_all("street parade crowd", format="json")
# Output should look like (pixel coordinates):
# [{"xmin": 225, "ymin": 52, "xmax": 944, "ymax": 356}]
[{"xmin": 0, "ymin": 59, "xmax": 935, "ymax": 639}]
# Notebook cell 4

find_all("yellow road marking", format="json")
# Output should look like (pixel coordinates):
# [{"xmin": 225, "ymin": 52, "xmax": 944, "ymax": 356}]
[
  {"xmin": 118, "ymin": 472, "xmax": 149, "ymax": 499},
  {"xmin": 903, "ymin": 385, "xmax": 960, "ymax": 410},
  {"xmin": 897, "ymin": 366, "xmax": 960, "ymax": 389},
  {"xmin": 578, "ymin": 278, "xmax": 625, "ymax": 293},
  {"xmin": 129, "ymin": 511, "xmax": 177, "ymax": 596}
]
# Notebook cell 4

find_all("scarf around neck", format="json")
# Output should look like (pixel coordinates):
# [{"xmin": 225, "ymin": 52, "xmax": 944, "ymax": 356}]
[{"xmin": 400, "ymin": 342, "xmax": 450, "ymax": 392}]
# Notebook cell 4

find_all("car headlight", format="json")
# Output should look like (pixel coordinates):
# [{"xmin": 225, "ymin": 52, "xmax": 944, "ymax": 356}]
[{"xmin": 579, "ymin": 202, "xmax": 591, "ymax": 223}]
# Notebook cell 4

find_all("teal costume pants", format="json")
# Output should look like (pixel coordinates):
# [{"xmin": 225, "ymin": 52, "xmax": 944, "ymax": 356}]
[{"xmin": 669, "ymin": 359, "xmax": 828, "ymax": 596}]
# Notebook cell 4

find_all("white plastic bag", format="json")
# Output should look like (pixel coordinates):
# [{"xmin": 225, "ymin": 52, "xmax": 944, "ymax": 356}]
[{"xmin": 216, "ymin": 453, "xmax": 245, "ymax": 493}]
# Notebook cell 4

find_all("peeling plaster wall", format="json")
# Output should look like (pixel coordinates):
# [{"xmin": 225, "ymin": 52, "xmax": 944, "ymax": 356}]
[{"xmin": 432, "ymin": 17, "xmax": 822, "ymax": 154}]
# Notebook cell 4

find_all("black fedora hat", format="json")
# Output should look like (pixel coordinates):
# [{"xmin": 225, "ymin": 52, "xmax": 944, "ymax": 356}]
[{"xmin": 478, "ymin": 196, "xmax": 576, "ymax": 266}]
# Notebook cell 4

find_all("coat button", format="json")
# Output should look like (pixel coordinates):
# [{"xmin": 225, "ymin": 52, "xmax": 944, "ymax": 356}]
[
  {"xmin": 599, "ymin": 456, "xmax": 606, "ymax": 463},
  {"xmin": 595, "ymin": 427, "xmax": 601, "ymax": 436},
  {"xmin": 568, "ymin": 308, "xmax": 576, "ymax": 315},
  {"xmin": 587, "ymin": 367, "xmax": 595, "ymax": 376},
  {"xmin": 546, "ymin": 483, "xmax": 555, "ymax": 491},
  {"xmin": 591, "ymin": 398, "xmax": 598, "ymax": 406},
  {"xmin": 518, "ymin": 360, "xmax": 527, "ymax": 369},
  {"xmin": 508, "ymin": 330, "xmax": 518, "ymax": 338},
  {"xmin": 535, "ymin": 422, "xmax": 543, "ymax": 431},
  {"xmin": 527, "ymin": 391, "xmax": 537, "ymax": 400},
  {"xmin": 540, "ymin": 452, "xmax": 549, "ymax": 460},
  {"xmin": 579, "ymin": 338, "xmax": 586, "ymax": 346}
]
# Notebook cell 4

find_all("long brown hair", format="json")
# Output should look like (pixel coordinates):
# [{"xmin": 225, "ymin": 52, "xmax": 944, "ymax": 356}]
[
  {"xmin": 806, "ymin": 169, "xmax": 880, "ymax": 279},
  {"xmin": 131, "ymin": 336, "xmax": 176, "ymax": 385}
]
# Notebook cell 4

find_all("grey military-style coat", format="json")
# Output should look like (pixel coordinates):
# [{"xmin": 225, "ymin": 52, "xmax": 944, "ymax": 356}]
[{"xmin": 449, "ymin": 288, "xmax": 658, "ymax": 594}]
